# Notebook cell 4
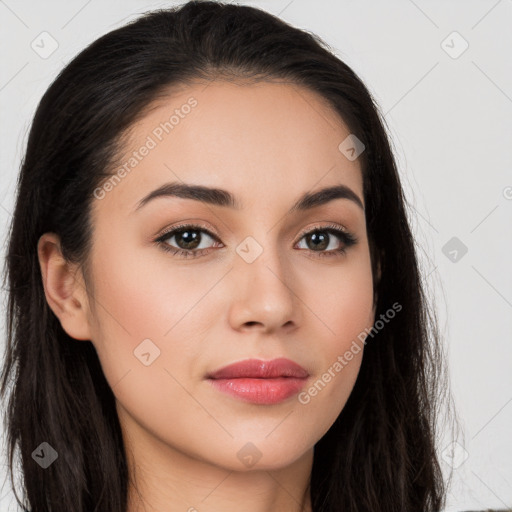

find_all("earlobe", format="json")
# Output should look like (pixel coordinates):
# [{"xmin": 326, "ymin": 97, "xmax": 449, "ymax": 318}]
[{"xmin": 37, "ymin": 233, "xmax": 92, "ymax": 341}]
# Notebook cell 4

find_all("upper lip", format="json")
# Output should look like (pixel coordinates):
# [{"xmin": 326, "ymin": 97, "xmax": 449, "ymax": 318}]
[{"xmin": 206, "ymin": 358, "xmax": 309, "ymax": 379}]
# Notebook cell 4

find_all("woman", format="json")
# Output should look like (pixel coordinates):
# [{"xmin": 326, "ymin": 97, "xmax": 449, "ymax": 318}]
[{"xmin": 0, "ymin": 1, "xmax": 459, "ymax": 510}]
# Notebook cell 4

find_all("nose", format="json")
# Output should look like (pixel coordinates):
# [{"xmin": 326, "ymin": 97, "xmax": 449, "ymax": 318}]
[{"xmin": 227, "ymin": 243, "xmax": 301, "ymax": 334}]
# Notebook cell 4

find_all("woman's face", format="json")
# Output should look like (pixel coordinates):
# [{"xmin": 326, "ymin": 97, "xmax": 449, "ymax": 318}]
[{"xmin": 78, "ymin": 80, "xmax": 376, "ymax": 471}]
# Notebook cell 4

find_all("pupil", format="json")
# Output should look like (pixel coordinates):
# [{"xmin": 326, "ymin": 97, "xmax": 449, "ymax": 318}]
[
  {"xmin": 178, "ymin": 230, "xmax": 200, "ymax": 250},
  {"xmin": 309, "ymin": 232, "xmax": 328, "ymax": 251}
]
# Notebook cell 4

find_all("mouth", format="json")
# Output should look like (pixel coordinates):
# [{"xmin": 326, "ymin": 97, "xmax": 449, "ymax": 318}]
[{"xmin": 206, "ymin": 358, "xmax": 309, "ymax": 405}]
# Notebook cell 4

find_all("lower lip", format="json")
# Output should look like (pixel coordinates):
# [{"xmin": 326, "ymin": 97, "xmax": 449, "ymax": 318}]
[{"xmin": 207, "ymin": 377, "xmax": 308, "ymax": 404}]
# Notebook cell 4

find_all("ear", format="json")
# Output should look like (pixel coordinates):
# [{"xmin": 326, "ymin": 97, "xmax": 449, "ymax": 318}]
[{"xmin": 37, "ymin": 232, "xmax": 92, "ymax": 341}]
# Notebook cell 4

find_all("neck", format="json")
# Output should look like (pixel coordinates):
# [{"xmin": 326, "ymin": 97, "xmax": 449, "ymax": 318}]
[{"xmin": 123, "ymin": 415, "xmax": 314, "ymax": 512}]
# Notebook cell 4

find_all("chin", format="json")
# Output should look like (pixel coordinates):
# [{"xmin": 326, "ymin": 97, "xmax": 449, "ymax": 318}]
[{"xmin": 214, "ymin": 438, "xmax": 312, "ymax": 472}]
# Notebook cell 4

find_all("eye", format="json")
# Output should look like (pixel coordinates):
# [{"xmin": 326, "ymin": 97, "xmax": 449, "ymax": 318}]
[
  {"xmin": 154, "ymin": 222, "xmax": 358, "ymax": 259},
  {"xmin": 295, "ymin": 223, "xmax": 358, "ymax": 258},
  {"xmin": 154, "ymin": 223, "xmax": 221, "ymax": 259}
]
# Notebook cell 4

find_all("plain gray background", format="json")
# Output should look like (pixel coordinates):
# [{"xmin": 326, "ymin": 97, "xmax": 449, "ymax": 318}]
[{"xmin": 1, "ymin": 1, "xmax": 511, "ymax": 510}]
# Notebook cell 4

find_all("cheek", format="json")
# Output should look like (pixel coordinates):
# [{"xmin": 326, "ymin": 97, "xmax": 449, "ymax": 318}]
[
  {"xmin": 305, "ymin": 248, "xmax": 376, "ymax": 346},
  {"xmin": 85, "ymin": 250, "xmax": 203, "ymax": 439},
  {"xmin": 84, "ymin": 239, "xmax": 167, "ymax": 377},
  {"xmin": 85, "ymin": 240, "xmax": 217, "ymax": 394},
  {"xmin": 88, "ymin": 236, "xmax": 206, "ymax": 341},
  {"xmin": 294, "ymin": 253, "xmax": 374, "ymax": 429}
]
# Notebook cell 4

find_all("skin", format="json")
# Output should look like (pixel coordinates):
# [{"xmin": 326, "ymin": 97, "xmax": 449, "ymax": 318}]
[{"xmin": 38, "ymin": 80, "xmax": 377, "ymax": 512}]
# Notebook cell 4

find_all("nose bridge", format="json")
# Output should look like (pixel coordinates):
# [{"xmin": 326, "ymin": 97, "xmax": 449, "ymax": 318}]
[
  {"xmin": 235, "ymin": 228, "xmax": 289, "ymax": 287},
  {"xmin": 230, "ymin": 228, "xmax": 298, "ymax": 328}
]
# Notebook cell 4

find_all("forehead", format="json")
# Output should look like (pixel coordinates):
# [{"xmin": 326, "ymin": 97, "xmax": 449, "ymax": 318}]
[{"xmin": 95, "ymin": 80, "xmax": 364, "ymax": 216}]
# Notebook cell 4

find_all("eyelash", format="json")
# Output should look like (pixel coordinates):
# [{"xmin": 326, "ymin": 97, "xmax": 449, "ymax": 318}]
[{"xmin": 154, "ymin": 222, "xmax": 358, "ymax": 259}]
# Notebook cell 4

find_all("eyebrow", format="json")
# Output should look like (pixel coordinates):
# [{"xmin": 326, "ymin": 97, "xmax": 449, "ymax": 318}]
[{"xmin": 132, "ymin": 182, "xmax": 364, "ymax": 214}]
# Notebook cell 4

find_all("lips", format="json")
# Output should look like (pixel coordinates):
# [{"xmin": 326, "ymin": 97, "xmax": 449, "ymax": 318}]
[
  {"xmin": 206, "ymin": 358, "xmax": 309, "ymax": 405},
  {"xmin": 206, "ymin": 357, "xmax": 309, "ymax": 380}
]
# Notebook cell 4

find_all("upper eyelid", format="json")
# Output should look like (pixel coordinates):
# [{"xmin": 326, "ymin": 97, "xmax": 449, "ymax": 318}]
[{"xmin": 156, "ymin": 223, "xmax": 218, "ymax": 241}]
